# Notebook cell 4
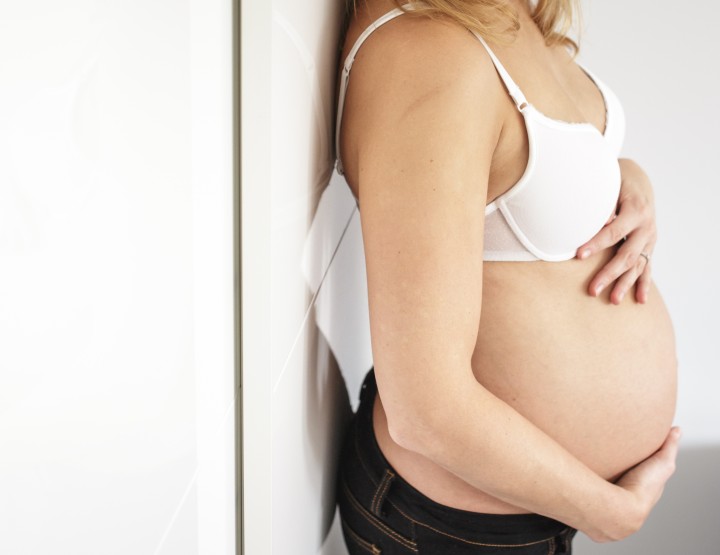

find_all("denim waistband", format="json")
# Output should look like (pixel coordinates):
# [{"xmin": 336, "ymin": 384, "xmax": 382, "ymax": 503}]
[{"xmin": 352, "ymin": 366, "xmax": 572, "ymax": 545}]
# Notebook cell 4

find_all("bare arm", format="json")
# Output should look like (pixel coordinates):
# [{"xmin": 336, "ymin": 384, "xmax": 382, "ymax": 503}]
[{"xmin": 349, "ymin": 17, "xmax": 678, "ymax": 543}]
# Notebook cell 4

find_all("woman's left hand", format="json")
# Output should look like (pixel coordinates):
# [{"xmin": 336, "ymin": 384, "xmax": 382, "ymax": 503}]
[{"xmin": 576, "ymin": 158, "xmax": 656, "ymax": 305}]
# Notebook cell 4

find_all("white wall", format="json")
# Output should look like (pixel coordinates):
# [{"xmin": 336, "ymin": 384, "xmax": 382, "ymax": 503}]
[
  {"xmin": 260, "ymin": 0, "xmax": 720, "ymax": 554},
  {"xmin": 0, "ymin": 2, "xmax": 237, "ymax": 554},
  {"xmin": 241, "ymin": 0, "xmax": 356, "ymax": 553}
]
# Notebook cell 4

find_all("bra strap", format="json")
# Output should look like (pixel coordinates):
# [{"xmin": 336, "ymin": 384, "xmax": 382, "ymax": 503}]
[
  {"xmin": 468, "ymin": 30, "xmax": 528, "ymax": 111},
  {"xmin": 335, "ymin": 2, "xmax": 424, "ymax": 175},
  {"xmin": 335, "ymin": 3, "xmax": 530, "ymax": 175}
]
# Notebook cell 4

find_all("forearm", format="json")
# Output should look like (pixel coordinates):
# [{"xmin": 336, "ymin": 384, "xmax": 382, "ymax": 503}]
[{"xmin": 393, "ymin": 374, "xmax": 638, "ymax": 540}]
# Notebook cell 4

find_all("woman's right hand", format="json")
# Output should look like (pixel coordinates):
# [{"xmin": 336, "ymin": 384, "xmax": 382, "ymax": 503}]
[{"xmin": 587, "ymin": 426, "xmax": 681, "ymax": 543}]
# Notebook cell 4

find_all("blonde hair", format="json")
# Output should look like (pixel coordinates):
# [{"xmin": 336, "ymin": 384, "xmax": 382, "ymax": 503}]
[{"xmin": 351, "ymin": 0, "xmax": 581, "ymax": 54}]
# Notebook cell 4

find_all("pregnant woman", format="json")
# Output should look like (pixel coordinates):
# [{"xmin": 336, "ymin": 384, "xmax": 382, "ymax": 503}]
[{"xmin": 334, "ymin": 0, "xmax": 679, "ymax": 553}]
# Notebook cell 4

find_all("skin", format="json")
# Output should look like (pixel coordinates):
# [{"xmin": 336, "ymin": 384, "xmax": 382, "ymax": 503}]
[
  {"xmin": 338, "ymin": 0, "xmax": 679, "ymax": 543},
  {"xmin": 578, "ymin": 158, "xmax": 657, "ymax": 304}
]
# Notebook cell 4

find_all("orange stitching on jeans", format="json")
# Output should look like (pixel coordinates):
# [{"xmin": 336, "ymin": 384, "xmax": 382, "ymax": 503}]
[
  {"xmin": 384, "ymin": 498, "xmax": 557, "ymax": 548},
  {"xmin": 547, "ymin": 536, "xmax": 556, "ymax": 555},
  {"xmin": 349, "ymin": 424, "xmax": 414, "ymax": 529},
  {"xmin": 341, "ymin": 516, "xmax": 383, "ymax": 554},
  {"xmin": 342, "ymin": 479, "xmax": 418, "ymax": 552},
  {"xmin": 371, "ymin": 470, "xmax": 395, "ymax": 515},
  {"xmin": 341, "ymin": 477, "xmax": 418, "ymax": 552},
  {"xmin": 370, "ymin": 471, "xmax": 386, "ymax": 515},
  {"xmin": 378, "ymin": 470, "xmax": 395, "ymax": 511}
]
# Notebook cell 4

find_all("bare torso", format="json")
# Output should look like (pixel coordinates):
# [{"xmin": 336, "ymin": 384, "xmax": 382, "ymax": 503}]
[{"xmin": 339, "ymin": 0, "xmax": 678, "ymax": 513}]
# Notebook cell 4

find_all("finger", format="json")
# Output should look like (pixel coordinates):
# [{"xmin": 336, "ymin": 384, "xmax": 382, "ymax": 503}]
[
  {"xmin": 649, "ymin": 426, "xmax": 681, "ymax": 465},
  {"xmin": 577, "ymin": 209, "xmax": 640, "ymax": 259},
  {"xmin": 630, "ymin": 427, "xmax": 681, "ymax": 485},
  {"xmin": 663, "ymin": 426, "xmax": 683, "ymax": 449},
  {"xmin": 588, "ymin": 233, "xmax": 649, "ymax": 296},
  {"xmin": 608, "ymin": 260, "xmax": 644, "ymax": 304},
  {"xmin": 653, "ymin": 427, "xmax": 681, "ymax": 477},
  {"xmin": 635, "ymin": 262, "xmax": 652, "ymax": 304}
]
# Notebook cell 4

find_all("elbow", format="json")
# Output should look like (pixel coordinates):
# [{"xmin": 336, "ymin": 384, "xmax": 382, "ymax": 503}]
[
  {"xmin": 382, "ymin": 373, "xmax": 476, "ymax": 458},
  {"xmin": 385, "ymin": 409, "xmax": 442, "ymax": 457},
  {"xmin": 386, "ymin": 419, "xmax": 418, "ymax": 452}
]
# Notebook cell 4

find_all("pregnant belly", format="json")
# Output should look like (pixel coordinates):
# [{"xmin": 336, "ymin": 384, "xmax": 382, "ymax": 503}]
[{"xmin": 372, "ymin": 250, "xmax": 678, "ymax": 514}]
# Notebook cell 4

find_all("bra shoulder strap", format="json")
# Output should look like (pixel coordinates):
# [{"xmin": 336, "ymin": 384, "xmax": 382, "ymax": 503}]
[
  {"xmin": 341, "ymin": 6, "xmax": 414, "ymax": 74},
  {"xmin": 336, "ymin": 3, "xmax": 530, "ymax": 175},
  {"xmin": 335, "ymin": 3, "xmax": 423, "ymax": 175},
  {"xmin": 468, "ymin": 31, "xmax": 528, "ymax": 111}
]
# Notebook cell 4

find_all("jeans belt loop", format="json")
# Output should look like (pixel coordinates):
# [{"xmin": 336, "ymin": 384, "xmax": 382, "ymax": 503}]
[{"xmin": 370, "ymin": 468, "xmax": 396, "ymax": 517}]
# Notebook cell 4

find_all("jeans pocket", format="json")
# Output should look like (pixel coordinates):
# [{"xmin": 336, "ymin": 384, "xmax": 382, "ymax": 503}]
[
  {"xmin": 412, "ymin": 522, "xmax": 561, "ymax": 555},
  {"xmin": 337, "ymin": 474, "xmax": 418, "ymax": 554},
  {"xmin": 340, "ymin": 516, "xmax": 383, "ymax": 555}
]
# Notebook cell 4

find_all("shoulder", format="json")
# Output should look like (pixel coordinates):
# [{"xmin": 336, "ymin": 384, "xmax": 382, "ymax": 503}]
[{"xmin": 346, "ymin": 11, "xmax": 508, "ymax": 136}]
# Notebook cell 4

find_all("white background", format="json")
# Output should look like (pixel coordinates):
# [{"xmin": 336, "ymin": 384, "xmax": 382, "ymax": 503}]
[
  {"xmin": 0, "ymin": 1, "xmax": 237, "ymax": 554},
  {"xmin": 245, "ymin": 0, "xmax": 356, "ymax": 553}
]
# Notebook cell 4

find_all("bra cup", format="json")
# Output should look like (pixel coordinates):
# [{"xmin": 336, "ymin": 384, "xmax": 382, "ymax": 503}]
[{"xmin": 499, "ymin": 121, "xmax": 621, "ymax": 261}]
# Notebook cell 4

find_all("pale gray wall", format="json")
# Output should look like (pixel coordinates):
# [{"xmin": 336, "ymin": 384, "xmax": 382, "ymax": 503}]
[
  {"xmin": 578, "ymin": 0, "xmax": 720, "ymax": 447},
  {"xmin": 574, "ymin": 1, "xmax": 720, "ymax": 552}
]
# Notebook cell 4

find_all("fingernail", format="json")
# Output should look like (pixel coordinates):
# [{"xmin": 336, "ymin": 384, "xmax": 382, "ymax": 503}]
[
  {"xmin": 617, "ymin": 290, "xmax": 625, "ymax": 302},
  {"xmin": 594, "ymin": 281, "xmax": 606, "ymax": 295},
  {"xmin": 579, "ymin": 248, "xmax": 591, "ymax": 259}
]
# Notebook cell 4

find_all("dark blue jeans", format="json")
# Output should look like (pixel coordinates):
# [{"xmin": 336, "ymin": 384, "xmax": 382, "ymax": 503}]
[{"xmin": 336, "ymin": 367, "xmax": 578, "ymax": 554}]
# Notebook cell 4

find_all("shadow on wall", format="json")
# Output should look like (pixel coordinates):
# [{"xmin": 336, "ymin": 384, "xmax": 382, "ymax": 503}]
[
  {"xmin": 303, "ymin": 315, "xmax": 354, "ymax": 544},
  {"xmin": 270, "ymin": 0, "xmax": 360, "ymax": 550},
  {"xmin": 301, "ymin": 173, "xmax": 376, "ymax": 548},
  {"xmin": 575, "ymin": 445, "xmax": 720, "ymax": 554}
]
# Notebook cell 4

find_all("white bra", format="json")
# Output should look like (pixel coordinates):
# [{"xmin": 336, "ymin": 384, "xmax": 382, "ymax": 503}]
[{"xmin": 335, "ymin": 2, "xmax": 625, "ymax": 262}]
